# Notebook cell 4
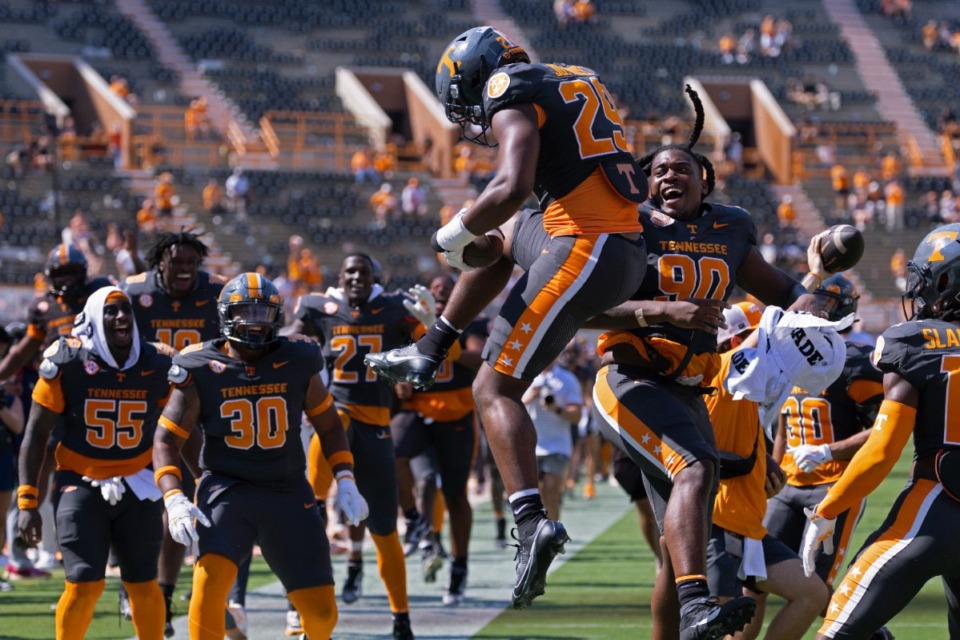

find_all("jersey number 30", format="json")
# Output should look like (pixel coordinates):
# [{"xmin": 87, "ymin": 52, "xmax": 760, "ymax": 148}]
[{"xmin": 221, "ymin": 397, "xmax": 289, "ymax": 450}]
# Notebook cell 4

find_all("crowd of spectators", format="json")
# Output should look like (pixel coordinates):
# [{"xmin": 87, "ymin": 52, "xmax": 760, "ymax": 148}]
[
  {"xmin": 719, "ymin": 14, "xmax": 792, "ymax": 65},
  {"xmin": 553, "ymin": 0, "xmax": 596, "ymax": 27}
]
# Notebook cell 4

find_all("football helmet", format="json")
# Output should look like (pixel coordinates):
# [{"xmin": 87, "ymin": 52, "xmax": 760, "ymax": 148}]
[
  {"xmin": 816, "ymin": 274, "xmax": 859, "ymax": 322},
  {"xmin": 45, "ymin": 244, "xmax": 88, "ymax": 299},
  {"xmin": 218, "ymin": 272, "xmax": 284, "ymax": 348},
  {"xmin": 903, "ymin": 223, "xmax": 960, "ymax": 320},
  {"xmin": 435, "ymin": 26, "xmax": 529, "ymax": 144}
]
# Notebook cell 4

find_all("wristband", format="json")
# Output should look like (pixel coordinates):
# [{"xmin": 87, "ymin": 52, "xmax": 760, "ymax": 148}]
[
  {"xmin": 326, "ymin": 450, "xmax": 354, "ymax": 468},
  {"xmin": 17, "ymin": 485, "xmax": 39, "ymax": 499},
  {"xmin": 634, "ymin": 307, "xmax": 648, "ymax": 328},
  {"xmin": 802, "ymin": 272, "xmax": 824, "ymax": 292},
  {"xmin": 18, "ymin": 497, "xmax": 38, "ymax": 510},
  {"xmin": 434, "ymin": 209, "xmax": 477, "ymax": 251},
  {"xmin": 163, "ymin": 488, "xmax": 184, "ymax": 501},
  {"xmin": 335, "ymin": 470, "xmax": 355, "ymax": 482},
  {"xmin": 154, "ymin": 465, "xmax": 182, "ymax": 485}
]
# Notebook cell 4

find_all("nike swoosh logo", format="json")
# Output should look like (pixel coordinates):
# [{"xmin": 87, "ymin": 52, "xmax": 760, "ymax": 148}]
[
  {"xmin": 195, "ymin": 300, "xmax": 210, "ymax": 307},
  {"xmin": 371, "ymin": 307, "xmax": 385, "ymax": 314},
  {"xmin": 140, "ymin": 370, "xmax": 156, "ymax": 377},
  {"xmin": 376, "ymin": 431, "xmax": 392, "ymax": 440},
  {"xmin": 304, "ymin": 502, "xmax": 314, "ymax": 509},
  {"xmin": 713, "ymin": 222, "xmax": 729, "ymax": 229},
  {"xmin": 273, "ymin": 361, "xmax": 288, "ymax": 369}
]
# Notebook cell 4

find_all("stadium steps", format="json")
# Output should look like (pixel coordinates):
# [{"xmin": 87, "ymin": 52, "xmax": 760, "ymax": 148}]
[
  {"xmin": 112, "ymin": 0, "xmax": 274, "ymax": 169},
  {"xmin": 823, "ymin": 0, "xmax": 944, "ymax": 172}
]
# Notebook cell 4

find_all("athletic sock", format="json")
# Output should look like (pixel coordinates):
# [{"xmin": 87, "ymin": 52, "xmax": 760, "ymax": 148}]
[
  {"xmin": 509, "ymin": 494, "xmax": 546, "ymax": 539},
  {"xmin": 676, "ymin": 575, "xmax": 710, "ymax": 608},
  {"xmin": 418, "ymin": 317, "xmax": 461, "ymax": 360}
]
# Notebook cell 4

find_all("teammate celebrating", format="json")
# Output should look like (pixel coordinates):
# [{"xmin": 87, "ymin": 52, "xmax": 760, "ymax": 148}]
[
  {"xmin": 586, "ymin": 86, "xmax": 827, "ymax": 639},
  {"xmin": 121, "ymin": 229, "xmax": 227, "ymax": 635},
  {"xmin": 152, "ymin": 273, "xmax": 367, "ymax": 640},
  {"xmin": 284, "ymin": 253, "xmax": 419, "ymax": 639},
  {"xmin": 802, "ymin": 226, "xmax": 960, "ymax": 637},
  {"xmin": 17, "ymin": 287, "xmax": 174, "ymax": 640},
  {"xmin": 366, "ymin": 25, "xmax": 648, "ymax": 610},
  {"xmin": 767, "ymin": 275, "xmax": 884, "ymax": 590}
]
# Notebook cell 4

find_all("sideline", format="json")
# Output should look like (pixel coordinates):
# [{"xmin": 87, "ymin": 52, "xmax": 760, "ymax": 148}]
[{"xmin": 162, "ymin": 480, "xmax": 631, "ymax": 639}]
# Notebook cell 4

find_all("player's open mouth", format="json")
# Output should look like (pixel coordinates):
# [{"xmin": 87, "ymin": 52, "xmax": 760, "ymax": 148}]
[
  {"xmin": 661, "ymin": 186, "xmax": 684, "ymax": 202},
  {"xmin": 113, "ymin": 326, "xmax": 131, "ymax": 339}
]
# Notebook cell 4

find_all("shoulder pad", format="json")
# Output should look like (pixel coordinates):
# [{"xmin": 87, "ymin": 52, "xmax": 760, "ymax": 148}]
[
  {"xmin": 42, "ymin": 337, "xmax": 83, "ymax": 363},
  {"xmin": 180, "ymin": 343, "xmax": 204, "ymax": 355}
]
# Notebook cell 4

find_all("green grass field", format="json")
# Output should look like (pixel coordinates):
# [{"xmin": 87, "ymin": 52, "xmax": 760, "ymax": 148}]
[
  {"xmin": 1, "ymin": 451, "xmax": 949, "ymax": 639},
  {"xmin": 477, "ymin": 453, "xmax": 949, "ymax": 640}
]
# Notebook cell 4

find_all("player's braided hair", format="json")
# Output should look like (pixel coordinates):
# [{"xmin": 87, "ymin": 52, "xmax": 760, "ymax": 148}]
[
  {"xmin": 146, "ymin": 228, "xmax": 209, "ymax": 269},
  {"xmin": 638, "ymin": 84, "xmax": 716, "ymax": 198}
]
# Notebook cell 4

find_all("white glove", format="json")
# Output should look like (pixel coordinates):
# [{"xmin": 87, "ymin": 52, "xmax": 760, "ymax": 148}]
[
  {"xmin": 163, "ymin": 489, "xmax": 211, "ymax": 557},
  {"xmin": 403, "ymin": 284, "xmax": 437, "ymax": 328},
  {"xmin": 433, "ymin": 209, "xmax": 478, "ymax": 273},
  {"xmin": 793, "ymin": 444, "xmax": 833, "ymax": 473},
  {"xmin": 334, "ymin": 471, "xmax": 369, "ymax": 527},
  {"xmin": 83, "ymin": 476, "xmax": 126, "ymax": 506},
  {"xmin": 801, "ymin": 506, "xmax": 836, "ymax": 577}
]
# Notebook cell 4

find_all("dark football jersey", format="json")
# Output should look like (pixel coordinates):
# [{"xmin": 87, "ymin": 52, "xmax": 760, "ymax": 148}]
[
  {"xmin": 781, "ymin": 341, "xmax": 884, "ymax": 486},
  {"xmin": 600, "ymin": 202, "xmax": 758, "ymax": 358},
  {"xmin": 294, "ymin": 291, "xmax": 418, "ymax": 425},
  {"xmin": 482, "ymin": 62, "xmax": 644, "ymax": 235},
  {"xmin": 170, "ymin": 336, "xmax": 322, "ymax": 488},
  {"xmin": 32, "ymin": 337, "xmax": 173, "ymax": 476},
  {"xmin": 121, "ymin": 269, "xmax": 225, "ymax": 349},
  {"xmin": 26, "ymin": 277, "xmax": 113, "ymax": 349},
  {"xmin": 874, "ymin": 319, "xmax": 960, "ymax": 459}
]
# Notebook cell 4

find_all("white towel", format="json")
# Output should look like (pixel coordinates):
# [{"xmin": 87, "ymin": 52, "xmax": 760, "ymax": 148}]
[
  {"xmin": 71, "ymin": 286, "xmax": 141, "ymax": 371},
  {"xmin": 738, "ymin": 537, "xmax": 768, "ymax": 582},
  {"xmin": 725, "ymin": 306, "xmax": 852, "ymax": 425},
  {"xmin": 124, "ymin": 468, "xmax": 162, "ymax": 501}
]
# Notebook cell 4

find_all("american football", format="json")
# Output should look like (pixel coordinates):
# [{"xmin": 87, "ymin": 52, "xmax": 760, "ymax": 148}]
[
  {"xmin": 818, "ymin": 224, "xmax": 864, "ymax": 273},
  {"xmin": 461, "ymin": 231, "xmax": 505, "ymax": 269}
]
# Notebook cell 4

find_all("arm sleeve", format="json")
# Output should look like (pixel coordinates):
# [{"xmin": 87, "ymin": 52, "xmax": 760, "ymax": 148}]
[{"xmin": 818, "ymin": 399, "xmax": 915, "ymax": 518}]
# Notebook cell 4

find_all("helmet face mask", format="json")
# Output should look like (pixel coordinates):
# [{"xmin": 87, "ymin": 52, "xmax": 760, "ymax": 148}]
[
  {"xmin": 902, "ymin": 225, "xmax": 960, "ymax": 321},
  {"xmin": 218, "ymin": 273, "xmax": 284, "ymax": 349},
  {"xmin": 435, "ymin": 26, "xmax": 529, "ymax": 146},
  {"xmin": 816, "ymin": 274, "xmax": 859, "ymax": 322},
  {"xmin": 45, "ymin": 244, "xmax": 87, "ymax": 299}
]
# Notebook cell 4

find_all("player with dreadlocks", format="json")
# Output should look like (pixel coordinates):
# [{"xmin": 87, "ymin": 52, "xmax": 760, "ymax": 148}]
[
  {"xmin": 583, "ymin": 85, "xmax": 832, "ymax": 639},
  {"xmin": 120, "ymin": 229, "xmax": 230, "ymax": 637}
]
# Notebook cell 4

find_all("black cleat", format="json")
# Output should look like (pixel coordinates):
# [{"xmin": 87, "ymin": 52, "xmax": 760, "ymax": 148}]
[
  {"xmin": 342, "ymin": 560, "xmax": 363, "ymax": 604},
  {"xmin": 392, "ymin": 611, "xmax": 414, "ymax": 640},
  {"xmin": 364, "ymin": 343, "xmax": 444, "ymax": 390},
  {"xmin": 679, "ymin": 595, "xmax": 756, "ymax": 640},
  {"xmin": 163, "ymin": 592, "xmax": 175, "ymax": 638},
  {"xmin": 443, "ymin": 565, "xmax": 468, "ymax": 606},
  {"xmin": 510, "ymin": 519, "xmax": 570, "ymax": 610},
  {"xmin": 402, "ymin": 516, "xmax": 430, "ymax": 557}
]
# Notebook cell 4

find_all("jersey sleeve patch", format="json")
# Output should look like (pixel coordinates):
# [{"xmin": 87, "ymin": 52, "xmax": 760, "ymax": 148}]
[{"xmin": 487, "ymin": 71, "xmax": 511, "ymax": 99}]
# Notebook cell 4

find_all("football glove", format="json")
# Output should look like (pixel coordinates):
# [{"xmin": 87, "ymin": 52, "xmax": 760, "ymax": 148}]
[
  {"xmin": 83, "ymin": 475, "xmax": 126, "ymax": 506},
  {"xmin": 432, "ymin": 208, "xmax": 478, "ymax": 273},
  {"xmin": 163, "ymin": 489, "xmax": 211, "ymax": 557},
  {"xmin": 334, "ymin": 471, "xmax": 369, "ymax": 527},
  {"xmin": 801, "ymin": 506, "xmax": 836, "ymax": 577},
  {"xmin": 792, "ymin": 444, "xmax": 833, "ymax": 473},
  {"xmin": 403, "ymin": 284, "xmax": 437, "ymax": 329}
]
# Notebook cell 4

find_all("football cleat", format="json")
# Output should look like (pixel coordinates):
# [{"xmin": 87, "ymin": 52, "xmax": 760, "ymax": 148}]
[
  {"xmin": 364, "ymin": 343, "xmax": 444, "ymax": 390},
  {"xmin": 420, "ymin": 541, "xmax": 444, "ymax": 583},
  {"xmin": 402, "ymin": 516, "xmax": 430, "ymax": 557},
  {"xmin": 284, "ymin": 609, "xmax": 304, "ymax": 636},
  {"xmin": 342, "ymin": 560, "xmax": 363, "ymax": 604},
  {"xmin": 678, "ymin": 595, "xmax": 756, "ymax": 640},
  {"xmin": 392, "ymin": 611, "xmax": 414, "ymax": 640},
  {"xmin": 443, "ymin": 565, "xmax": 468, "ymax": 606},
  {"xmin": 225, "ymin": 601, "xmax": 248, "ymax": 640},
  {"xmin": 510, "ymin": 519, "xmax": 570, "ymax": 609}
]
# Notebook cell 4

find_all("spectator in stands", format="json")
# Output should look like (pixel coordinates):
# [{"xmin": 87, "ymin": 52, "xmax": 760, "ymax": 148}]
[
  {"xmin": 719, "ymin": 33, "xmax": 737, "ymax": 64},
  {"xmin": 369, "ymin": 183, "xmax": 398, "ymax": 228},
  {"xmin": 108, "ymin": 124, "xmax": 122, "ymax": 170},
  {"xmin": 145, "ymin": 133, "xmax": 166, "ymax": 170},
  {"xmin": 737, "ymin": 28, "xmax": 756, "ymax": 64},
  {"xmin": 880, "ymin": 152, "xmax": 901, "ymax": 182},
  {"xmin": 351, "ymin": 148, "xmax": 377, "ymax": 184},
  {"xmin": 923, "ymin": 20, "xmax": 939, "ymax": 50},
  {"xmin": 724, "ymin": 132, "xmax": 744, "ymax": 174},
  {"xmin": 884, "ymin": 179, "xmax": 905, "ymax": 231},
  {"xmin": 109, "ymin": 75, "xmax": 129, "ymax": 100},
  {"xmin": 400, "ymin": 177, "xmax": 427, "ymax": 219},
  {"xmin": 154, "ymin": 171, "xmax": 176, "ymax": 217},
  {"xmin": 224, "ymin": 166, "xmax": 250, "ymax": 222},
  {"xmin": 881, "ymin": 0, "xmax": 911, "ymax": 21},
  {"xmin": 286, "ymin": 235, "xmax": 323, "ymax": 292},
  {"xmin": 830, "ymin": 163, "xmax": 850, "ymax": 216},
  {"xmin": 759, "ymin": 233, "xmax": 779, "ymax": 265},
  {"xmin": 852, "ymin": 167, "xmax": 871, "ymax": 203},
  {"xmin": 58, "ymin": 117, "xmax": 77, "ymax": 163},
  {"xmin": 922, "ymin": 189, "xmax": 942, "ymax": 225},
  {"xmin": 553, "ymin": 0, "xmax": 574, "ymax": 26},
  {"xmin": 31, "ymin": 136, "xmax": 53, "ymax": 174},
  {"xmin": 777, "ymin": 195, "xmax": 797, "ymax": 230},
  {"xmin": 184, "ymin": 98, "xmax": 210, "ymax": 142},
  {"xmin": 941, "ymin": 189, "xmax": 958, "ymax": 224},
  {"xmin": 373, "ymin": 146, "xmax": 396, "ymax": 182},
  {"xmin": 202, "ymin": 178, "xmax": 225, "ymax": 217},
  {"xmin": 890, "ymin": 248, "xmax": 907, "ymax": 292},
  {"xmin": 759, "ymin": 15, "xmax": 780, "ymax": 58},
  {"xmin": 571, "ymin": 0, "xmax": 596, "ymax": 23},
  {"xmin": 5, "ymin": 142, "xmax": 28, "ymax": 178},
  {"xmin": 136, "ymin": 198, "xmax": 158, "ymax": 239}
]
